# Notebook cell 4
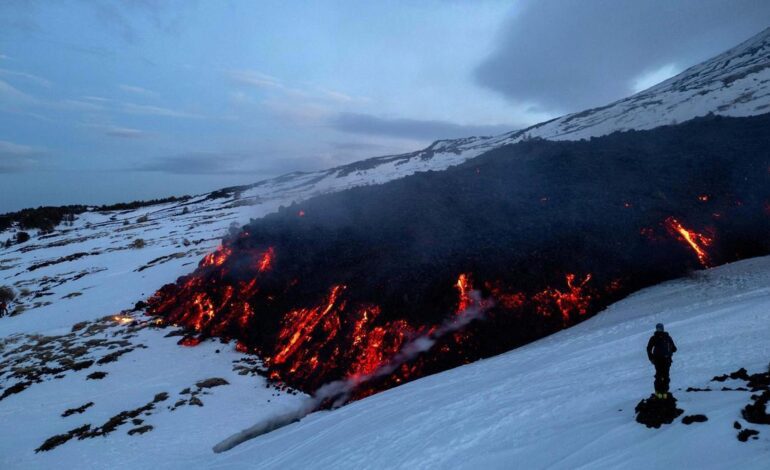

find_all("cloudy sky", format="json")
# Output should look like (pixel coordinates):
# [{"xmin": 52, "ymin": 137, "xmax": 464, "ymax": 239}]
[{"xmin": 1, "ymin": 0, "xmax": 768, "ymax": 212}]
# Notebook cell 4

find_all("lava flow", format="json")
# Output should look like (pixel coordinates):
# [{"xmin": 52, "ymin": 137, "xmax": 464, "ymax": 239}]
[
  {"xmin": 147, "ymin": 236, "xmax": 610, "ymax": 398},
  {"xmin": 664, "ymin": 216, "xmax": 714, "ymax": 267},
  {"xmin": 145, "ymin": 211, "xmax": 734, "ymax": 400}
]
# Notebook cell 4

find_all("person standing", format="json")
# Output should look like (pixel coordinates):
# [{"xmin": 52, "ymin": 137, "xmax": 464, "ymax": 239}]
[{"xmin": 646, "ymin": 323, "xmax": 677, "ymax": 399}]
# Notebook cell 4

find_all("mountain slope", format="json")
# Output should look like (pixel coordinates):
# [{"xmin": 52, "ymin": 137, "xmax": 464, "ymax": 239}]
[
  {"xmin": 237, "ymin": 26, "xmax": 770, "ymax": 204},
  {"xmin": 217, "ymin": 256, "xmax": 770, "ymax": 469},
  {"xmin": 3, "ymin": 256, "xmax": 769, "ymax": 468},
  {"xmin": 2, "ymin": 27, "xmax": 769, "ymax": 335}
]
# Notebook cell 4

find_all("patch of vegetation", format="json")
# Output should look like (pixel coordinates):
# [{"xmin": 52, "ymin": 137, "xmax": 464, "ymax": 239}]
[
  {"xmin": 27, "ymin": 252, "xmax": 92, "ymax": 272},
  {"xmin": 96, "ymin": 196, "xmax": 190, "ymax": 212},
  {"xmin": 35, "ymin": 424, "xmax": 92, "ymax": 453},
  {"xmin": 62, "ymin": 401, "xmax": 94, "ymax": 417},
  {"xmin": 127, "ymin": 425, "xmax": 154, "ymax": 435},
  {"xmin": 0, "ymin": 206, "xmax": 86, "ymax": 234},
  {"xmin": 195, "ymin": 377, "xmax": 229, "ymax": 389},
  {"xmin": 130, "ymin": 238, "xmax": 146, "ymax": 249},
  {"xmin": 1, "ymin": 196, "xmax": 189, "ymax": 235},
  {"xmin": 96, "ymin": 348, "xmax": 134, "ymax": 365},
  {"xmin": 0, "ymin": 381, "xmax": 32, "ymax": 401}
]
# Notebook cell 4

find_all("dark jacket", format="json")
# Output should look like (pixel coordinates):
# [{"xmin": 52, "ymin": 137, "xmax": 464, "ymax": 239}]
[{"xmin": 647, "ymin": 331, "xmax": 677, "ymax": 362}]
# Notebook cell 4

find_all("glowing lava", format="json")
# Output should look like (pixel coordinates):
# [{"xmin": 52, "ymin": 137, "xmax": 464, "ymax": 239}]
[
  {"xmin": 664, "ymin": 217, "xmax": 713, "ymax": 267},
  {"xmin": 148, "ymin": 242, "xmax": 607, "ymax": 397}
]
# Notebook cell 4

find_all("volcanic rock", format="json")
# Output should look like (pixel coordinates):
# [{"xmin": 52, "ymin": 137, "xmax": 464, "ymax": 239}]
[
  {"xmin": 635, "ymin": 394, "xmax": 684, "ymax": 428},
  {"xmin": 681, "ymin": 414, "xmax": 708, "ymax": 425}
]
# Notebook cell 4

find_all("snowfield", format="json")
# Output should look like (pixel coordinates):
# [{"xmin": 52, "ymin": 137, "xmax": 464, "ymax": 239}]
[
  {"xmin": 2, "ymin": 256, "xmax": 769, "ymax": 468},
  {"xmin": 216, "ymin": 257, "xmax": 770, "ymax": 470}
]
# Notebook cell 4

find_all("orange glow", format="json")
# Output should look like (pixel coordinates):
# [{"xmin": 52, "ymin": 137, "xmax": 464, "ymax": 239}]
[
  {"xmin": 179, "ymin": 336, "xmax": 201, "ymax": 347},
  {"xmin": 258, "ymin": 247, "xmax": 275, "ymax": 272},
  {"xmin": 455, "ymin": 273, "xmax": 472, "ymax": 313},
  {"xmin": 272, "ymin": 285, "xmax": 345, "ymax": 365},
  {"xmin": 532, "ymin": 274, "xmax": 593, "ymax": 323},
  {"xmin": 664, "ymin": 216, "xmax": 713, "ymax": 267},
  {"xmin": 148, "ymin": 238, "xmax": 612, "ymax": 398},
  {"xmin": 201, "ymin": 246, "xmax": 232, "ymax": 268},
  {"xmin": 113, "ymin": 315, "xmax": 133, "ymax": 325}
]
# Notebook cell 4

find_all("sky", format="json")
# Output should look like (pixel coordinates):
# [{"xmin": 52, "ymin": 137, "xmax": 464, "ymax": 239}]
[{"xmin": 1, "ymin": 0, "xmax": 769, "ymax": 212}]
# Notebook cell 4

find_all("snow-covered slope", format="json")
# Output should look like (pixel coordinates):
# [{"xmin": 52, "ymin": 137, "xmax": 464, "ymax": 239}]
[
  {"xmin": 211, "ymin": 257, "xmax": 770, "ymax": 469},
  {"xmin": 2, "ymin": 255, "xmax": 769, "ymax": 468},
  {"xmin": 234, "ymin": 25, "xmax": 770, "ymax": 202}
]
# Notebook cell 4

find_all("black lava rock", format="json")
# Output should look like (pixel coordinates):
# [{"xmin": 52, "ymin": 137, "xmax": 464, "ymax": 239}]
[
  {"xmin": 737, "ymin": 429, "xmax": 760, "ymax": 442},
  {"xmin": 681, "ymin": 414, "xmax": 708, "ymax": 425},
  {"xmin": 635, "ymin": 394, "xmax": 684, "ymax": 428}
]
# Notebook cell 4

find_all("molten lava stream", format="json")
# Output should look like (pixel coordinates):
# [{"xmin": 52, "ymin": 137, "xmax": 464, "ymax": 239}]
[{"xmin": 664, "ymin": 216, "xmax": 713, "ymax": 267}]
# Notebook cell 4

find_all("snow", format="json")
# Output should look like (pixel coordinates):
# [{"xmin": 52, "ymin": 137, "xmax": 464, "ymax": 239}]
[
  {"xmin": 0, "ymin": 320, "xmax": 306, "ymax": 469},
  {"xmin": 2, "ymin": 256, "xmax": 769, "ymax": 468},
  {"xmin": 215, "ymin": 257, "xmax": 770, "ymax": 469},
  {"xmin": 1, "ymin": 26, "xmax": 769, "ymax": 470}
]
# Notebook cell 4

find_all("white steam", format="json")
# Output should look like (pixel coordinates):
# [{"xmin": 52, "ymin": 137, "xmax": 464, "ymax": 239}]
[{"xmin": 213, "ymin": 290, "xmax": 493, "ymax": 453}]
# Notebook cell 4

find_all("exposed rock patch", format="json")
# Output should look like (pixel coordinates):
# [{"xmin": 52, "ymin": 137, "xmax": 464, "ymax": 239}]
[
  {"xmin": 62, "ymin": 401, "xmax": 94, "ymax": 417},
  {"xmin": 635, "ymin": 394, "xmax": 683, "ymax": 428}
]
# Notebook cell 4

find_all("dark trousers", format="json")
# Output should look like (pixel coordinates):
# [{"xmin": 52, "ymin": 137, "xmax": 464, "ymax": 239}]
[{"xmin": 653, "ymin": 358, "xmax": 672, "ymax": 393}]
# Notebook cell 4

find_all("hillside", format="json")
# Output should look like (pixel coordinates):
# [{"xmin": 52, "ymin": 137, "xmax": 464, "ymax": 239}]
[
  {"xmin": 146, "ymin": 113, "xmax": 770, "ymax": 394},
  {"xmin": 2, "ymin": 256, "xmax": 769, "ymax": 468},
  {"xmin": 1, "ymin": 26, "xmax": 770, "ymax": 469},
  {"xmin": 216, "ymin": 255, "xmax": 770, "ymax": 469}
]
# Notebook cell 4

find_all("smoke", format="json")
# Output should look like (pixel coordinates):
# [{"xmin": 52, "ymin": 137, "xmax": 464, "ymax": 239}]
[
  {"xmin": 314, "ymin": 290, "xmax": 492, "ymax": 407},
  {"xmin": 212, "ymin": 290, "xmax": 493, "ymax": 453}
]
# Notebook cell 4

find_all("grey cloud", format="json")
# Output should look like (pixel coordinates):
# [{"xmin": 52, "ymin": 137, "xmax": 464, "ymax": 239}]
[
  {"xmin": 475, "ymin": 0, "xmax": 770, "ymax": 113},
  {"xmin": 0, "ymin": 139, "xmax": 43, "ymax": 173},
  {"xmin": 0, "ymin": 68, "xmax": 52, "ymax": 88},
  {"xmin": 136, "ymin": 152, "xmax": 246, "ymax": 174},
  {"xmin": 329, "ymin": 112, "xmax": 515, "ymax": 140},
  {"xmin": 135, "ymin": 148, "xmax": 378, "ymax": 178},
  {"xmin": 121, "ymin": 102, "xmax": 202, "ymax": 118},
  {"xmin": 105, "ymin": 126, "xmax": 145, "ymax": 138},
  {"xmin": 89, "ymin": 0, "xmax": 197, "ymax": 43},
  {"xmin": 0, "ymin": 78, "xmax": 39, "ymax": 104},
  {"xmin": 83, "ymin": 124, "xmax": 148, "ymax": 138},
  {"xmin": 118, "ymin": 84, "xmax": 157, "ymax": 97},
  {"xmin": 228, "ymin": 70, "xmax": 284, "ymax": 90},
  {"xmin": 0, "ymin": 1, "xmax": 196, "ymax": 43},
  {"xmin": 330, "ymin": 141, "xmax": 388, "ymax": 151}
]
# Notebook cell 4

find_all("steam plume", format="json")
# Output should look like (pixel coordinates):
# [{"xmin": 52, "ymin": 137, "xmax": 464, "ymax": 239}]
[{"xmin": 213, "ymin": 291, "xmax": 491, "ymax": 453}]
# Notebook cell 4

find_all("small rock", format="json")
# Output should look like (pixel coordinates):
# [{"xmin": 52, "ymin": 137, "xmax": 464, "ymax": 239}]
[
  {"xmin": 681, "ymin": 414, "xmax": 708, "ymax": 425},
  {"xmin": 195, "ymin": 378, "xmax": 229, "ymax": 389},
  {"xmin": 737, "ymin": 429, "xmax": 760, "ymax": 442},
  {"xmin": 127, "ymin": 425, "xmax": 153, "ymax": 436}
]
